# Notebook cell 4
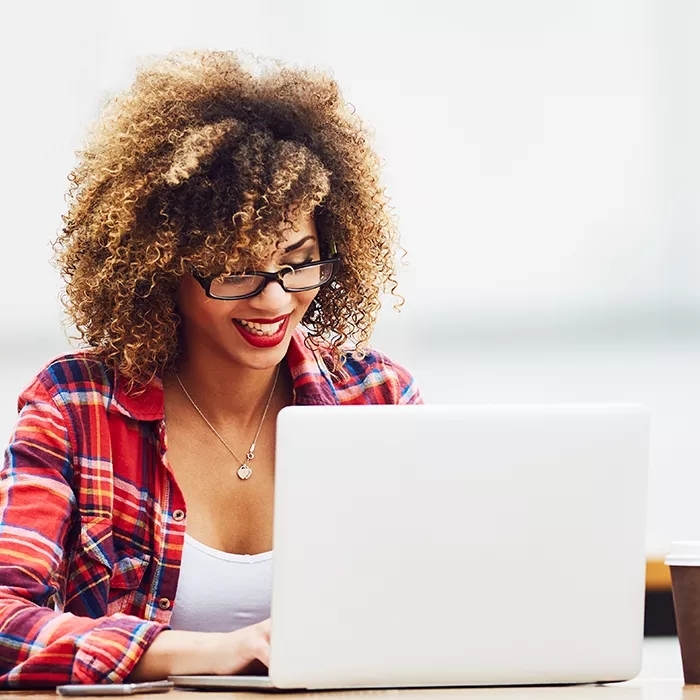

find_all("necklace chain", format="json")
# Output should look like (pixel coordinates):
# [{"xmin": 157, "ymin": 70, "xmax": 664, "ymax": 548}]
[{"xmin": 175, "ymin": 364, "xmax": 280, "ymax": 480}]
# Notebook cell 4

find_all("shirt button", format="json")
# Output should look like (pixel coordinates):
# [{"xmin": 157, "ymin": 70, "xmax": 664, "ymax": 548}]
[
  {"xmin": 158, "ymin": 597, "xmax": 171, "ymax": 610},
  {"xmin": 172, "ymin": 509, "xmax": 186, "ymax": 522}
]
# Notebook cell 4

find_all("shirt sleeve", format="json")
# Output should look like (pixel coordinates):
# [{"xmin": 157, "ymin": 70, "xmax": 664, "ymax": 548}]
[{"xmin": 0, "ymin": 376, "xmax": 166, "ymax": 687}]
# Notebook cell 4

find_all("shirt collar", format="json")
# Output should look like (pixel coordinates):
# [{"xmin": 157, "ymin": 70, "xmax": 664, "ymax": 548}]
[{"xmin": 109, "ymin": 328, "xmax": 339, "ymax": 421}]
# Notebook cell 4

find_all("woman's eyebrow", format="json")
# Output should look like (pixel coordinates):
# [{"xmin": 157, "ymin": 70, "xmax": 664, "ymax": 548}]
[{"xmin": 282, "ymin": 235, "xmax": 316, "ymax": 253}]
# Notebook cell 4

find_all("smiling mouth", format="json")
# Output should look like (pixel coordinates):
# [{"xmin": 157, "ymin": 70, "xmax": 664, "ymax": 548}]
[
  {"xmin": 231, "ymin": 315, "xmax": 292, "ymax": 348},
  {"xmin": 233, "ymin": 318, "xmax": 287, "ymax": 336}
]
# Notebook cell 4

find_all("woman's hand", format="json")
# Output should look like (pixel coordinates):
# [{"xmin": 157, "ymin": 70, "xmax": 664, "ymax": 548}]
[
  {"xmin": 130, "ymin": 618, "xmax": 271, "ymax": 681},
  {"xmin": 214, "ymin": 618, "xmax": 271, "ymax": 675}
]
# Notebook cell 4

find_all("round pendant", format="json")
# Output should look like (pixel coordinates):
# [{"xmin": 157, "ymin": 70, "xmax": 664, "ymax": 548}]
[{"xmin": 237, "ymin": 464, "xmax": 253, "ymax": 480}]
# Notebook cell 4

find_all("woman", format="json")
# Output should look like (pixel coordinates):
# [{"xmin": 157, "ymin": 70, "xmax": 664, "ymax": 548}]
[{"xmin": 0, "ymin": 50, "xmax": 421, "ymax": 687}]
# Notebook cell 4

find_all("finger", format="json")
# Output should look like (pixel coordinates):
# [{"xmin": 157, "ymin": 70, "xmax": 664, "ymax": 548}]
[
  {"xmin": 255, "ymin": 638, "xmax": 270, "ymax": 668},
  {"xmin": 258, "ymin": 618, "xmax": 272, "ymax": 641}
]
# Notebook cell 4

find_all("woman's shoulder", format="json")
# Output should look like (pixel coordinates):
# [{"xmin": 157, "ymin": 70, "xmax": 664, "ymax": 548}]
[
  {"xmin": 290, "ymin": 330, "xmax": 422, "ymax": 405},
  {"xmin": 331, "ymin": 346, "xmax": 422, "ymax": 405},
  {"xmin": 19, "ymin": 349, "xmax": 115, "ymax": 408}
]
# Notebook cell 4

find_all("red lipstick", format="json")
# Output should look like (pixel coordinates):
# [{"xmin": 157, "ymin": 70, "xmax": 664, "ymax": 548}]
[{"xmin": 232, "ymin": 315, "xmax": 290, "ymax": 348}]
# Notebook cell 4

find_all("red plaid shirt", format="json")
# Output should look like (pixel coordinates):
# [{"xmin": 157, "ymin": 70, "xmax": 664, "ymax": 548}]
[{"xmin": 0, "ymin": 330, "xmax": 420, "ymax": 687}]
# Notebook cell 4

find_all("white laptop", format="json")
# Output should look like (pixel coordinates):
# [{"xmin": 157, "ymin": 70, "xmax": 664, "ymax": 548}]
[{"xmin": 170, "ymin": 404, "xmax": 649, "ymax": 691}]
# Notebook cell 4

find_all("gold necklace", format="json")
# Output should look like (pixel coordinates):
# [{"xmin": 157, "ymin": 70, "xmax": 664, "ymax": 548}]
[{"xmin": 175, "ymin": 364, "xmax": 280, "ymax": 480}]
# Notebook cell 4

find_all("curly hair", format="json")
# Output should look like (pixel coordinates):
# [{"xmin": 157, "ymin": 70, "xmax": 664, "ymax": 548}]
[{"xmin": 54, "ymin": 50, "xmax": 401, "ymax": 387}]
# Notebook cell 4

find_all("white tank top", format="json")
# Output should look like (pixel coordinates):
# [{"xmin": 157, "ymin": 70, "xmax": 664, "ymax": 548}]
[{"xmin": 169, "ymin": 534, "xmax": 273, "ymax": 633}]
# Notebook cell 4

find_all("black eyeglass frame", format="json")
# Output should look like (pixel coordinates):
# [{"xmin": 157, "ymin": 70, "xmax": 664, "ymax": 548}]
[{"xmin": 193, "ymin": 256, "xmax": 341, "ymax": 300}]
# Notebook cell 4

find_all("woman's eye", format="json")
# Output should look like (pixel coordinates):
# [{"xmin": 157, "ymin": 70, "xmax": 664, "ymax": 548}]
[
  {"xmin": 219, "ymin": 275, "xmax": 254, "ymax": 286},
  {"xmin": 284, "ymin": 257, "xmax": 314, "ymax": 267}
]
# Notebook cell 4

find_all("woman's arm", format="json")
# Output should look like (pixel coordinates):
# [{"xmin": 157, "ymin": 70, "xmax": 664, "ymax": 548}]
[{"xmin": 0, "ymin": 378, "xmax": 166, "ymax": 686}]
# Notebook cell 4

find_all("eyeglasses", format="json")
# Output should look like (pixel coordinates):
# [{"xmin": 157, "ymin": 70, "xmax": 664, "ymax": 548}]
[{"xmin": 193, "ymin": 257, "xmax": 340, "ymax": 300}]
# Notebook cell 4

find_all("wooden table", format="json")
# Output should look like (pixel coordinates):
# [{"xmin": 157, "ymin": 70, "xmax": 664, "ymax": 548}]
[{"xmin": 0, "ymin": 680, "xmax": 693, "ymax": 700}]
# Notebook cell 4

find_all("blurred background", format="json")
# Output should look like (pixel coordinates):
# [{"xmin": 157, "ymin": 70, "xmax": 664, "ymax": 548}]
[{"xmin": 1, "ymin": 0, "xmax": 699, "ymax": 561}]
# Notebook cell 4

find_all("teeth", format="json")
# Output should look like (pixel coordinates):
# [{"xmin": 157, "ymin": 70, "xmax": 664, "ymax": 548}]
[{"xmin": 237, "ymin": 319, "xmax": 284, "ymax": 336}]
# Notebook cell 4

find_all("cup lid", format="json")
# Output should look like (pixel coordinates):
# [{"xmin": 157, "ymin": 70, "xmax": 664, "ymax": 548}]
[{"xmin": 665, "ymin": 541, "xmax": 700, "ymax": 566}]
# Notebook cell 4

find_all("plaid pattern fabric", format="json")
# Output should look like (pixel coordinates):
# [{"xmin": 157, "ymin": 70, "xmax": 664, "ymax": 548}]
[{"xmin": 0, "ymin": 330, "xmax": 421, "ymax": 687}]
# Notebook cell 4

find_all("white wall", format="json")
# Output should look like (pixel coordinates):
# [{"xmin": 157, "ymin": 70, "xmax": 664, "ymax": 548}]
[{"xmin": 1, "ymin": 0, "xmax": 699, "ymax": 556}]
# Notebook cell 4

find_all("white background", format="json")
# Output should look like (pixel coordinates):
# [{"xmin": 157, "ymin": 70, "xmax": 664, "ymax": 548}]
[{"xmin": 1, "ymin": 0, "xmax": 699, "ymax": 556}]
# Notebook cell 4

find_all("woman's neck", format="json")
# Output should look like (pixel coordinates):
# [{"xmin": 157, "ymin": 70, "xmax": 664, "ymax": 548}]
[{"xmin": 168, "ymin": 353, "xmax": 288, "ymax": 433}]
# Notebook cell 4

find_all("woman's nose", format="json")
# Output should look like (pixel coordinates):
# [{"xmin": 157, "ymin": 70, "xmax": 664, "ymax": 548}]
[{"xmin": 252, "ymin": 276, "xmax": 292, "ymax": 309}]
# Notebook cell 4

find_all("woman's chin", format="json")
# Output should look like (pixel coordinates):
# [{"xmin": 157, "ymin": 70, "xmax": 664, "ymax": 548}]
[{"xmin": 228, "ymin": 338, "xmax": 292, "ymax": 371}]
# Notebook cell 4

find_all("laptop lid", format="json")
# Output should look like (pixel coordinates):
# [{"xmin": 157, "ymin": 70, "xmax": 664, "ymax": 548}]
[{"xmin": 268, "ymin": 404, "xmax": 648, "ymax": 689}]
